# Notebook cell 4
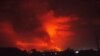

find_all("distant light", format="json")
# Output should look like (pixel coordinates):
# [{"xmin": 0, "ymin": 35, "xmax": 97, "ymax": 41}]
[
  {"xmin": 55, "ymin": 52, "xmax": 57, "ymax": 55},
  {"xmin": 75, "ymin": 50, "xmax": 79, "ymax": 54}
]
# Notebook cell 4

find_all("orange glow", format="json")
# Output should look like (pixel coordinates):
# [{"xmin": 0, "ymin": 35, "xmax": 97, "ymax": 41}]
[
  {"xmin": 0, "ymin": 10, "xmax": 77, "ymax": 51},
  {"xmin": 44, "ymin": 24, "xmax": 57, "ymax": 38},
  {"xmin": 16, "ymin": 40, "xmax": 61, "ymax": 51},
  {"xmin": 15, "ymin": 11, "xmax": 77, "ymax": 51},
  {"xmin": 0, "ymin": 0, "xmax": 81, "ymax": 52}
]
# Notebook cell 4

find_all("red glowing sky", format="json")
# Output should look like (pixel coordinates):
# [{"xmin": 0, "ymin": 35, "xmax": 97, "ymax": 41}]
[
  {"xmin": 0, "ymin": 0, "xmax": 100, "ymax": 51},
  {"xmin": 0, "ymin": 10, "xmax": 77, "ymax": 51},
  {"xmin": 0, "ymin": 0, "xmax": 77, "ymax": 51}
]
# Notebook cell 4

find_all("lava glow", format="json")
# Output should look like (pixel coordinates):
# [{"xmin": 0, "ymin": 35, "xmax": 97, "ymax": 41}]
[
  {"xmin": 0, "ymin": 0, "xmax": 78, "ymax": 52},
  {"xmin": 15, "ymin": 11, "xmax": 76, "ymax": 51}
]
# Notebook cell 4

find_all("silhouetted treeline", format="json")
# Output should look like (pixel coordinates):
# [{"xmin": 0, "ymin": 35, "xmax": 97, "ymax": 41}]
[{"xmin": 0, "ymin": 47, "xmax": 100, "ymax": 56}]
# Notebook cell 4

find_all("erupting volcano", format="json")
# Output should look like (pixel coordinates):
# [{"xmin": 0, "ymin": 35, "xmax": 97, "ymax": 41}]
[
  {"xmin": 0, "ymin": 0, "xmax": 78, "ymax": 52},
  {"xmin": 16, "ymin": 11, "xmax": 76, "ymax": 51}
]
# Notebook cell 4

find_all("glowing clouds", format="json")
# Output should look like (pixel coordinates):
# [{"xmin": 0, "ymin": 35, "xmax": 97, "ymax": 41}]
[
  {"xmin": 15, "ymin": 10, "xmax": 77, "ymax": 51},
  {"xmin": 38, "ymin": 11, "xmax": 76, "ymax": 51},
  {"xmin": 44, "ymin": 24, "xmax": 57, "ymax": 38},
  {"xmin": 0, "ymin": 0, "xmax": 78, "ymax": 51},
  {"xmin": 15, "ymin": 0, "xmax": 75, "ymax": 51}
]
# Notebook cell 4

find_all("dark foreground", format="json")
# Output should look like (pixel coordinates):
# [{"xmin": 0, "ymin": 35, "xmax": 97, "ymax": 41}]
[{"xmin": 0, "ymin": 48, "xmax": 100, "ymax": 56}]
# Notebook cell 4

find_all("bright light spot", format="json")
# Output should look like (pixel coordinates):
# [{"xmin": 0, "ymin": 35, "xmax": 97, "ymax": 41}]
[
  {"xmin": 75, "ymin": 50, "xmax": 79, "ymax": 54},
  {"xmin": 55, "ymin": 52, "xmax": 57, "ymax": 55}
]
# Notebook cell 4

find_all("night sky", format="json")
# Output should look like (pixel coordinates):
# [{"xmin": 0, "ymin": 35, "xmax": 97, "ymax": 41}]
[{"xmin": 0, "ymin": 0, "xmax": 100, "ymax": 50}]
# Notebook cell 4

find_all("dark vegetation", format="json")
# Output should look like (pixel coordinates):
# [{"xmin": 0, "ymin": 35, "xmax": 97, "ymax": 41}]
[{"xmin": 0, "ymin": 48, "xmax": 100, "ymax": 56}]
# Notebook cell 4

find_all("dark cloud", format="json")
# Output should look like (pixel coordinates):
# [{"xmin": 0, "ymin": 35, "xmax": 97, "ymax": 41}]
[{"xmin": 49, "ymin": 0, "xmax": 100, "ymax": 19}]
